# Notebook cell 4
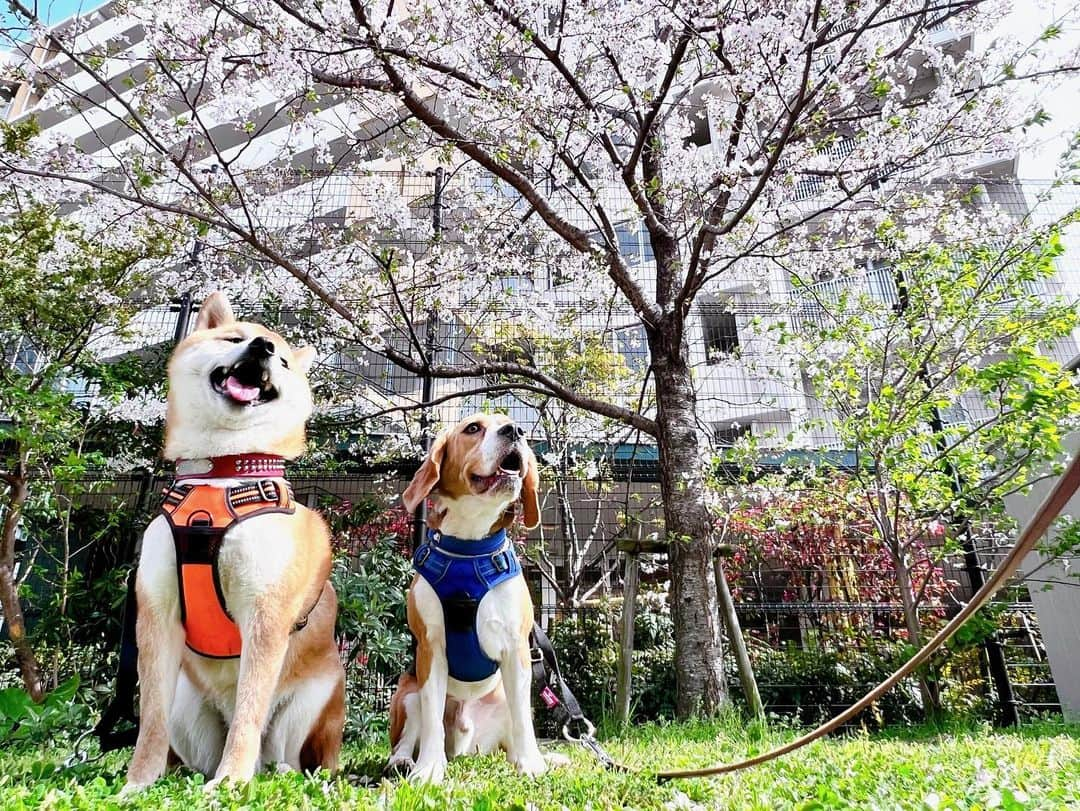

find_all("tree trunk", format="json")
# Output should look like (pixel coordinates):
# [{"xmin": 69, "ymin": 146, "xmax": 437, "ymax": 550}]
[
  {"xmin": 892, "ymin": 545, "xmax": 941, "ymax": 715},
  {"xmin": 652, "ymin": 347, "xmax": 728, "ymax": 717},
  {"xmin": 0, "ymin": 470, "xmax": 44, "ymax": 702}
]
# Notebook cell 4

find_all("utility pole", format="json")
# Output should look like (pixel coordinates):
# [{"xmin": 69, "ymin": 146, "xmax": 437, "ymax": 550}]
[
  {"xmin": 172, "ymin": 166, "xmax": 214, "ymax": 345},
  {"xmin": 172, "ymin": 292, "xmax": 193, "ymax": 345},
  {"xmin": 412, "ymin": 167, "xmax": 445, "ymax": 550}
]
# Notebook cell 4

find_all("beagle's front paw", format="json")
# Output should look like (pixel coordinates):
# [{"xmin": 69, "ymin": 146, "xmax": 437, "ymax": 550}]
[
  {"xmin": 510, "ymin": 749, "xmax": 548, "ymax": 777},
  {"xmin": 408, "ymin": 756, "xmax": 447, "ymax": 784},
  {"xmin": 384, "ymin": 754, "xmax": 415, "ymax": 777},
  {"xmin": 544, "ymin": 751, "xmax": 572, "ymax": 768}
]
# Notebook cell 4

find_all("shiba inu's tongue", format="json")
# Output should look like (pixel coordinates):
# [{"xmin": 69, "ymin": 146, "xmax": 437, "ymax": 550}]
[{"xmin": 224, "ymin": 375, "xmax": 261, "ymax": 403}]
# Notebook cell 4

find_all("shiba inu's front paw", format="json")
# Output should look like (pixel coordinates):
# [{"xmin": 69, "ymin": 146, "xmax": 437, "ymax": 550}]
[
  {"xmin": 118, "ymin": 778, "xmax": 155, "ymax": 798},
  {"xmin": 408, "ymin": 756, "xmax": 446, "ymax": 784},
  {"xmin": 203, "ymin": 769, "xmax": 252, "ymax": 794},
  {"xmin": 121, "ymin": 763, "xmax": 164, "ymax": 796},
  {"xmin": 203, "ymin": 775, "xmax": 226, "ymax": 794}
]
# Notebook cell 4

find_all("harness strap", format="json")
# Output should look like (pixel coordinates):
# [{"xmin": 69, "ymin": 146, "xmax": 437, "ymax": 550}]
[
  {"xmin": 161, "ymin": 478, "xmax": 296, "ymax": 659},
  {"xmin": 413, "ymin": 527, "xmax": 521, "ymax": 683},
  {"xmin": 88, "ymin": 568, "xmax": 140, "ymax": 754}
]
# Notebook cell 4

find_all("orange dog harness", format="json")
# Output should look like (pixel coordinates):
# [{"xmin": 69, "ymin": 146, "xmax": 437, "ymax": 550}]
[{"xmin": 160, "ymin": 471, "xmax": 295, "ymax": 659}]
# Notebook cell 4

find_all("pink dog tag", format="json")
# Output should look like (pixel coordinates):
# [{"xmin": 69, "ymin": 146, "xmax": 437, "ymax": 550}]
[{"xmin": 540, "ymin": 686, "xmax": 560, "ymax": 709}]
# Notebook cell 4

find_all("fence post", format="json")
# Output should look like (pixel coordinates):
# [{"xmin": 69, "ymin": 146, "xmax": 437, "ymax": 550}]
[
  {"xmin": 714, "ymin": 551, "xmax": 764, "ymax": 720},
  {"xmin": 616, "ymin": 542, "xmax": 640, "ymax": 727},
  {"xmin": 411, "ymin": 167, "xmax": 445, "ymax": 551},
  {"xmin": 171, "ymin": 292, "xmax": 193, "ymax": 345}
]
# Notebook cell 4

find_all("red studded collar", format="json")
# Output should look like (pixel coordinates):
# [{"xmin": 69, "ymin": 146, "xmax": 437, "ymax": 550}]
[{"xmin": 174, "ymin": 454, "xmax": 286, "ymax": 480}]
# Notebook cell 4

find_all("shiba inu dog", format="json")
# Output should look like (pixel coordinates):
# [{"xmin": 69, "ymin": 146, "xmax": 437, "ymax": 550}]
[
  {"xmin": 124, "ymin": 292, "xmax": 344, "ymax": 792},
  {"xmin": 386, "ymin": 413, "xmax": 552, "ymax": 783}
]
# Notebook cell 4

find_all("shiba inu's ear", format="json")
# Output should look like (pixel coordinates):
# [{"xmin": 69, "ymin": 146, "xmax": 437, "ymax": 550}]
[
  {"xmin": 194, "ymin": 292, "xmax": 236, "ymax": 331},
  {"xmin": 520, "ymin": 445, "xmax": 541, "ymax": 529},
  {"xmin": 402, "ymin": 430, "xmax": 448, "ymax": 513},
  {"xmin": 293, "ymin": 345, "xmax": 316, "ymax": 373}
]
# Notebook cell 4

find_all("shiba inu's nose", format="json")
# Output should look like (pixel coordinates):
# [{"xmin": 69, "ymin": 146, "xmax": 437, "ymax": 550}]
[
  {"xmin": 497, "ymin": 423, "xmax": 525, "ymax": 440},
  {"xmin": 249, "ymin": 336, "xmax": 275, "ymax": 357}
]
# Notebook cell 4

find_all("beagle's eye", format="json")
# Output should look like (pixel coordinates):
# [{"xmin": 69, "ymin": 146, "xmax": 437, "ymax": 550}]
[
  {"xmin": 223, "ymin": 336, "xmax": 244, "ymax": 344},
  {"xmin": 464, "ymin": 422, "xmax": 482, "ymax": 435}
]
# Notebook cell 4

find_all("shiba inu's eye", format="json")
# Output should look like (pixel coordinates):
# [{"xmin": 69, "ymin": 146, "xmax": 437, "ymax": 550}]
[
  {"xmin": 223, "ymin": 336, "xmax": 244, "ymax": 343},
  {"xmin": 281, "ymin": 357, "xmax": 290, "ymax": 369},
  {"xmin": 464, "ymin": 422, "xmax": 482, "ymax": 434}
]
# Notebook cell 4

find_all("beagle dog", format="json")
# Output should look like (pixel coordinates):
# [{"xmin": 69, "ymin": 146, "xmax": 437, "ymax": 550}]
[{"xmin": 387, "ymin": 413, "xmax": 547, "ymax": 783}]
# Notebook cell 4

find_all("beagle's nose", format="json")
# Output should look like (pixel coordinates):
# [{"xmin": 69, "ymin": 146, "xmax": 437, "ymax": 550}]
[
  {"xmin": 249, "ymin": 336, "xmax": 275, "ymax": 357},
  {"xmin": 498, "ymin": 423, "xmax": 526, "ymax": 440}
]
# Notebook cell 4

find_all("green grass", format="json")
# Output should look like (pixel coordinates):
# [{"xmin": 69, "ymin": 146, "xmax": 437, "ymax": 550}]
[{"xmin": 1, "ymin": 717, "xmax": 1077, "ymax": 810}]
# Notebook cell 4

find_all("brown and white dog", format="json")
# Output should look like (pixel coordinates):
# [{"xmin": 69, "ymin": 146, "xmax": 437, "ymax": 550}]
[
  {"xmin": 124, "ymin": 292, "xmax": 344, "ymax": 792},
  {"xmin": 388, "ymin": 413, "xmax": 552, "ymax": 783}
]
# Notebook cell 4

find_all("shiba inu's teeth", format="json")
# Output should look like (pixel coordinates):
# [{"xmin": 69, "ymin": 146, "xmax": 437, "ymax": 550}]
[{"xmin": 261, "ymin": 371, "xmax": 270, "ymax": 384}]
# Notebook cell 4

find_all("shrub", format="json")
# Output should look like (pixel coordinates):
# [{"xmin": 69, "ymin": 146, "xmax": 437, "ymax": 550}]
[
  {"xmin": 545, "ymin": 590, "xmax": 677, "ymax": 726},
  {"xmin": 325, "ymin": 497, "xmax": 413, "ymax": 742},
  {"xmin": 0, "ymin": 676, "xmax": 87, "ymax": 746},
  {"xmin": 749, "ymin": 641, "xmax": 928, "ymax": 728}
]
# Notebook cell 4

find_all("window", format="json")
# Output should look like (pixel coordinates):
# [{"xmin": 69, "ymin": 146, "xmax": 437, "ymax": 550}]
[
  {"xmin": 700, "ymin": 306, "xmax": 739, "ymax": 363},
  {"xmin": 367, "ymin": 330, "xmax": 418, "ymax": 395},
  {"xmin": 613, "ymin": 325, "xmax": 648, "ymax": 371},
  {"xmin": 714, "ymin": 423, "xmax": 751, "ymax": 447},
  {"xmin": 607, "ymin": 222, "xmax": 655, "ymax": 266}
]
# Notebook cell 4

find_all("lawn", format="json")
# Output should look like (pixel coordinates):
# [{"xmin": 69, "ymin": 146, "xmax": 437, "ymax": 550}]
[{"xmin": 1, "ymin": 718, "xmax": 1077, "ymax": 810}]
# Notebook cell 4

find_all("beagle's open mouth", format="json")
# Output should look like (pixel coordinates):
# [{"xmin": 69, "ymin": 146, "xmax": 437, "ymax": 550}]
[
  {"xmin": 470, "ymin": 449, "xmax": 523, "ymax": 492},
  {"xmin": 209, "ymin": 360, "xmax": 279, "ymax": 407}
]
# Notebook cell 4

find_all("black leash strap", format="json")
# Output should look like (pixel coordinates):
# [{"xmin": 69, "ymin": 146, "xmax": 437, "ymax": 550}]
[
  {"xmin": 529, "ymin": 622, "xmax": 620, "ymax": 771},
  {"xmin": 68, "ymin": 568, "xmax": 140, "ymax": 765}
]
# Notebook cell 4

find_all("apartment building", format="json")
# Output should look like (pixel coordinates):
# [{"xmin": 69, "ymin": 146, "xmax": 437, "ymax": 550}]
[{"xmin": 5, "ymin": 1, "xmax": 1080, "ymax": 459}]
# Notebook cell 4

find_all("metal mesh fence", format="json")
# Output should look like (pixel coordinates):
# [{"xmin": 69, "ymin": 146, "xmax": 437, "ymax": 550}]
[{"xmin": 4, "ymin": 465, "xmax": 1062, "ymax": 728}]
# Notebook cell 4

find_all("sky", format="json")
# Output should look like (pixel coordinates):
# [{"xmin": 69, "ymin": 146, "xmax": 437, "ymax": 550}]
[
  {"xmin": 995, "ymin": 1, "xmax": 1080, "ymax": 180},
  {"xmin": 0, "ymin": 0, "xmax": 1077, "ymax": 179},
  {"xmin": 1, "ymin": 0, "xmax": 97, "ymax": 29}
]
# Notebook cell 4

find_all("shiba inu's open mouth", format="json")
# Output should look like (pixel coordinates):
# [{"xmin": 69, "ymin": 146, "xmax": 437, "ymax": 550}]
[
  {"xmin": 470, "ymin": 448, "xmax": 523, "ymax": 493},
  {"xmin": 209, "ymin": 359, "xmax": 279, "ymax": 407}
]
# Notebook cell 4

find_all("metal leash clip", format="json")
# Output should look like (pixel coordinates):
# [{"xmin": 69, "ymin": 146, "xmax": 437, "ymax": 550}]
[
  {"xmin": 64, "ymin": 726, "xmax": 105, "ymax": 768},
  {"xmin": 562, "ymin": 718, "xmax": 618, "ymax": 771}
]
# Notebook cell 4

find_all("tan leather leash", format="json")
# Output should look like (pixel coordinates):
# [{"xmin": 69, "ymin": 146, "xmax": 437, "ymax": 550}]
[{"xmin": 649, "ymin": 452, "xmax": 1080, "ymax": 783}]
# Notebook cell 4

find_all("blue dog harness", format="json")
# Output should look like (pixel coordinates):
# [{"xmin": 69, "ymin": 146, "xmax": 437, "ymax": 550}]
[{"xmin": 412, "ymin": 527, "xmax": 522, "ymax": 683}]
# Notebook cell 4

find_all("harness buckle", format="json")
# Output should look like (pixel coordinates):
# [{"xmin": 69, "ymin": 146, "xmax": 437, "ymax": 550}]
[
  {"xmin": 492, "ymin": 551, "xmax": 510, "ymax": 573},
  {"xmin": 530, "ymin": 645, "xmax": 544, "ymax": 664},
  {"xmin": 256, "ymin": 479, "xmax": 276, "ymax": 503}
]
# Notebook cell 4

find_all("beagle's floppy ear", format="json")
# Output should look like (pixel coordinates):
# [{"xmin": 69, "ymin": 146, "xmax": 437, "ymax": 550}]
[
  {"xmin": 520, "ymin": 445, "xmax": 541, "ymax": 530},
  {"xmin": 402, "ymin": 431, "xmax": 448, "ymax": 513},
  {"xmin": 194, "ymin": 292, "xmax": 236, "ymax": 332}
]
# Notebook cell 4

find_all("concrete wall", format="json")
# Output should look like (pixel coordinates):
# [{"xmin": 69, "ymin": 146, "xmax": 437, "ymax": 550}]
[{"xmin": 1003, "ymin": 431, "xmax": 1080, "ymax": 723}]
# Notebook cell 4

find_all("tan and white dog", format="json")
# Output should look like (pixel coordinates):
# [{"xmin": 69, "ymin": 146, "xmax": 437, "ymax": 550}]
[
  {"xmin": 388, "ymin": 413, "xmax": 557, "ymax": 783},
  {"xmin": 124, "ymin": 292, "xmax": 344, "ymax": 792}
]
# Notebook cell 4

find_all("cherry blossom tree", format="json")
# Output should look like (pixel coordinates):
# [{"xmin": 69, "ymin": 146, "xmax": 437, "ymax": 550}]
[
  {"xmin": 0, "ymin": 190, "xmax": 171, "ymax": 700},
  {"xmin": 779, "ymin": 221, "xmax": 1080, "ymax": 716},
  {"xmin": 3, "ymin": 0, "xmax": 1078, "ymax": 715}
]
